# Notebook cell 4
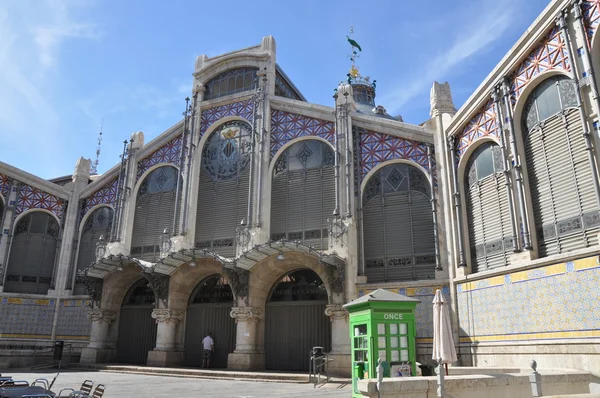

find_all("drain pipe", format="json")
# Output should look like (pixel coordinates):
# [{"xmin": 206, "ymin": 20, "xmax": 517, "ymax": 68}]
[
  {"xmin": 333, "ymin": 91, "xmax": 340, "ymax": 218},
  {"xmin": 256, "ymin": 73, "xmax": 267, "ymax": 227},
  {"xmin": 173, "ymin": 97, "xmax": 189, "ymax": 235},
  {"xmin": 573, "ymin": 0, "xmax": 600, "ymax": 115},
  {"xmin": 492, "ymin": 88, "xmax": 520, "ymax": 251},
  {"xmin": 181, "ymin": 91, "xmax": 198, "ymax": 234},
  {"xmin": 558, "ymin": 12, "xmax": 600, "ymax": 207},
  {"xmin": 427, "ymin": 144, "xmax": 442, "ymax": 270},
  {"xmin": 448, "ymin": 136, "xmax": 466, "ymax": 267}
]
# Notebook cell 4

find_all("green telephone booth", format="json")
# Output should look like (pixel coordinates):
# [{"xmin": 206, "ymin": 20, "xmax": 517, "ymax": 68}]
[{"xmin": 344, "ymin": 289, "xmax": 420, "ymax": 397}]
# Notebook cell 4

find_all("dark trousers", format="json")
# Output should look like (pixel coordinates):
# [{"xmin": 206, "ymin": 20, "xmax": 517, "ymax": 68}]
[{"xmin": 202, "ymin": 349, "xmax": 212, "ymax": 368}]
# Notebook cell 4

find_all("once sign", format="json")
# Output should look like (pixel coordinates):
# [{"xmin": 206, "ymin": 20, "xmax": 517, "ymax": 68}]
[{"xmin": 383, "ymin": 313, "xmax": 403, "ymax": 320}]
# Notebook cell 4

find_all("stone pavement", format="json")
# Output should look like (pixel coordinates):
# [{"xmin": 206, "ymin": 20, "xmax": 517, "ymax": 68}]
[{"xmin": 8, "ymin": 370, "xmax": 352, "ymax": 397}]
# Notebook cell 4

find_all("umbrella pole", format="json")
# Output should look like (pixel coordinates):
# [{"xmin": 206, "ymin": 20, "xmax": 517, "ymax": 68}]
[{"xmin": 436, "ymin": 360, "xmax": 445, "ymax": 398}]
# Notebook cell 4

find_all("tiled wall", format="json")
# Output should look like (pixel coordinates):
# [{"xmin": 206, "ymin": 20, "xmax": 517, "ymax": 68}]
[
  {"xmin": 457, "ymin": 255, "xmax": 600, "ymax": 343},
  {"xmin": 357, "ymin": 285, "xmax": 451, "ymax": 341},
  {"xmin": 0, "ymin": 297, "xmax": 91, "ymax": 341}
]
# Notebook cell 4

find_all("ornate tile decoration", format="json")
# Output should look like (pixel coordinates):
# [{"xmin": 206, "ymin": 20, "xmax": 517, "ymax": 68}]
[
  {"xmin": 455, "ymin": 100, "xmax": 498, "ymax": 159},
  {"xmin": 270, "ymin": 110, "xmax": 335, "ymax": 158},
  {"xmin": 457, "ymin": 255, "xmax": 600, "ymax": 341},
  {"xmin": 56, "ymin": 299, "xmax": 91, "ymax": 338},
  {"xmin": 200, "ymin": 99, "xmax": 254, "ymax": 137},
  {"xmin": 511, "ymin": 27, "xmax": 570, "ymax": 101},
  {"xmin": 0, "ymin": 297, "xmax": 56, "ymax": 339},
  {"xmin": 358, "ymin": 285, "xmax": 450, "ymax": 339},
  {"xmin": 16, "ymin": 184, "xmax": 65, "ymax": 220},
  {"xmin": 0, "ymin": 173, "xmax": 11, "ymax": 200},
  {"xmin": 137, "ymin": 134, "xmax": 183, "ymax": 180},
  {"xmin": 357, "ymin": 128, "xmax": 429, "ymax": 181},
  {"xmin": 81, "ymin": 177, "xmax": 118, "ymax": 217},
  {"xmin": 582, "ymin": 0, "xmax": 600, "ymax": 41}
]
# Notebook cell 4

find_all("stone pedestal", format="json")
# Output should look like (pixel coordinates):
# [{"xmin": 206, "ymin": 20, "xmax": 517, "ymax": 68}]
[
  {"xmin": 147, "ymin": 308, "xmax": 185, "ymax": 367},
  {"xmin": 227, "ymin": 307, "xmax": 266, "ymax": 370},
  {"xmin": 80, "ymin": 309, "xmax": 117, "ymax": 364},
  {"xmin": 325, "ymin": 304, "xmax": 351, "ymax": 377}
]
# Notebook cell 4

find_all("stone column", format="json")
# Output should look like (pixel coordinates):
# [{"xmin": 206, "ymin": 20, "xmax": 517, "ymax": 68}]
[
  {"xmin": 80, "ymin": 309, "xmax": 117, "ymax": 364},
  {"xmin": 324, "ymin": 304, "xmax": 351, "ymax": 377},
  {"xmin": 0, "ymin": 179, "xmax": 17, "ymax": 292},
  {"xmin": 147, "ymin": 308, "xmax": 185, "ymax": 367},
  {"xmin": 227, "ymin": 306, "xmax": 265, "ymax": 370}
]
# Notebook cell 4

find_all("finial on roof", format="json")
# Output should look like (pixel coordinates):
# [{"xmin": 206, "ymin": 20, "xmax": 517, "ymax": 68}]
[{"xmin": 90, "ymin": 118, "xmax": 103, "ymax": 175}]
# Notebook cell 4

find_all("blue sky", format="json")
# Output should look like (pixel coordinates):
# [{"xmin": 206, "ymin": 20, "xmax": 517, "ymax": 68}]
[{"xmin": 0, "ymin": 0, "xmax": 550, "ymax": 179}]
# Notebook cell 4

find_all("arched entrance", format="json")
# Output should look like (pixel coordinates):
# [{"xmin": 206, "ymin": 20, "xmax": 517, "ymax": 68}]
[
  {"xmin": 184, "ymin": 274, "xmax": 236, "ymax": 368},
  {"xmin": 116, "ymin": 278, "xmax": 157, "ymax": 364},
  {"xmin": 265, "ymin": 269, "xmax": 331, "ymax": 371}
]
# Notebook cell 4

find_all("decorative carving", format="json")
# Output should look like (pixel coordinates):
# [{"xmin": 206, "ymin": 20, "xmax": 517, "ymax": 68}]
[
  {"xmin": 145, "ymin": 273, "xmax": 170, "ymax": 307},
  {"xmin": 325, "ymin": 304, "xmax": 348, "ymax": 321},
  {"xmin": 76, "ymin": 273, "xmax": 104, "ymax": 308},
  {"xmin": 323, "ymin": 260, "xmax": 345, "ymax": 297},
  {"xmin": 73, "ymin": 157, "xmax": 91, "ymax": 182},
  {"xmin": 222, "ymin": 267, "xmax": 250, "ymax": 304},
  {"xmin": 230, "ymin": 306, "xmax": 264, "ymax": 323},
  {"xmin": 430, "ymin": 81, "xmax": 456, "ymax": 116},
  {"xmin": 151, "ymin": 308, "xmax": 184, "ymax": 324},
  {"xmin": 88, "ymin": 309, "xmax": 116, "ymax": 324}
]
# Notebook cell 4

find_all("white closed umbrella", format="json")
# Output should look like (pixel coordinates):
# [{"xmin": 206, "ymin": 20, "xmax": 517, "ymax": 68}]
[{"xmin": 432, "ymin": 289, "xmax": 457, "ymax": 375}]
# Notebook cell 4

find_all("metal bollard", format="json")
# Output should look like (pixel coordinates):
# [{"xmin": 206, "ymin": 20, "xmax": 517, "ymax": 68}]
[
  {"xmin": 376, "ymin": 358, "xmax": 383, "ymax": 398},
  {"xmin": 529, "ymin": 360, "xmax": 542, "ymax": 398}
]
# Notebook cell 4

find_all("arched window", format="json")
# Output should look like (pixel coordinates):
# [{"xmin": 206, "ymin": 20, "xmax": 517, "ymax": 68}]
[
  {"xmin": 131, "ymin": 166, "xmax": 180, "ymax": 262},
  {"xmin": 73, "ymin": 206, "xmax": 113, "ymax": 295},
  {"xmin": 0, "ymin": 196, "xmax": 4, "ymax": 222},
  {"xmin": 465, "ymin": 143, "xmax": 515, "ymax": 272},
  {"xmin": 189, "ymin": 274, "xmax": 233, "ymax": 304},
  {"xmin": 195, "ymin": 121, "xmax": 252, "ymax": 257},
  {"xmin": 204, "ymin": 68, "xmax": 258, "ymax": 101},
  {"xmin": 522, "ymin": 75, "xmax": 599, "ymax": 256},
  {"xmin": 4, "ymin": 212, "xmax": 59, "ymax": 294},
  {"xmin": 270, "ymin": 140, "xmax": 335, "ymax": 250},
  {"xmin": 362, "ymin": 163, "xmax": 435, "ymax": 282}
]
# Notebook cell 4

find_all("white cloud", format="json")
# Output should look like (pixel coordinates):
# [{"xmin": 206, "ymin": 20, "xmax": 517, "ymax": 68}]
[{"xmin": 379, "ymin": 0, "xmax": 520, "ymax": 114}]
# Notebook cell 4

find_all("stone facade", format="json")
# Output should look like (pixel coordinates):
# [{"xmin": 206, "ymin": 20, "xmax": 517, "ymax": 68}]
[{"xmin": 1, "ymin": 0, "xmax": 600, "ymax": 378}]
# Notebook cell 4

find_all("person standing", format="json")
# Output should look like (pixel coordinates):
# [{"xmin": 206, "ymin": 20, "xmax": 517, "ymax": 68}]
[{"xmin": 201, "ymin": 332, "xmax": 214, "ymax": 368}]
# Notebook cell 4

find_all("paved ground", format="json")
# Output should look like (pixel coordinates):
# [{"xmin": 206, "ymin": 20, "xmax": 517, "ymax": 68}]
[{"xmin": 7, "ymin": 370, "xmax": 352, "ymax": 397}]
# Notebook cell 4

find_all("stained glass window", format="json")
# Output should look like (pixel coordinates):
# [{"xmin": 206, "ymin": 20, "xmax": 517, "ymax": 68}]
[
  {"xmin": 465, "ymin": 143, "xmax": 504, "ymax": 187},
  {"xmin": 204, "ymin": 68, "xmax": 258, "ymax": 101},
  {"xmin": 202, "ymin": 120, "xmax": 252, "ymax": 181},
  {"xmin": 523, "ymin": 76, "xmax": 578, "ymax": 132}
]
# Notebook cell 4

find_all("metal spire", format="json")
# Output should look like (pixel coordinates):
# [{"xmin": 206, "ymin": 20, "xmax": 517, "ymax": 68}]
[{"xmin": 90, "ymin": 118, "xmax": 103, "ymax": 175}]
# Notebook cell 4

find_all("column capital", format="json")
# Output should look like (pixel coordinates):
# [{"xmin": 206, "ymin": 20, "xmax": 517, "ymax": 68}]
[
  {"xmin": 230, "ymin": 306, "xmax": 263, "ymax": 323},
  {"xmin": 325, "ymin": 304, "xmax": 348, "ymax": 321},
  {"xmin": 151, "ymin": 308, "xmax": 184, "ymax": 324},
  {"xmin": 88, "ymin": 309, "xmax": 116, "ymax": 324}
]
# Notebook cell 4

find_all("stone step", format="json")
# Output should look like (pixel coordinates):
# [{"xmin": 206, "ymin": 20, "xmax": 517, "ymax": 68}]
[{"xmin": 72, "ymin": 364, "xmax": 310, "ymax": 383}]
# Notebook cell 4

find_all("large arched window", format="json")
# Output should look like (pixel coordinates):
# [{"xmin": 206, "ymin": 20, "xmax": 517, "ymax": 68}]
[
  {"xmin": 363, "ymin": 163, "xmax": 435, "ymax": 282},
  {"xmin": 4, "ymin": 211, "xmax": 59, "ymax": 294},
  {"xmin": 204, "ymin": 68, "xmax": 258, "ymax": 101},
  {"xmin": 0, "ymin": 196, "xmax": 4, "ymax": 223},
  {"xmin": 270, "ymin": 140, "xmax": 335, "ymax": 250},
  {"xmin": 131, "ymin": 166, "xmax": 179, "ymax": 262},
  {"xmin": 73, "ymin": 206, "xmax": 113, "ymax": 294},
  {"xmin": 465, "ymin": 143, "xmax": 515, "ymax": 272},
  {"xmin": 522, "ymin": 75, "xmax": 599, "ymax": 256},
  {"xmin": 195, "ymin": 121, "xmax": 251, "ymax": 257}
]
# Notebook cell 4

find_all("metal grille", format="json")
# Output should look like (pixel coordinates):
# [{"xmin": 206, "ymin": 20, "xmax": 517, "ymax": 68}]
[
  {"xmin": 4, "ymin": 212, "xmax": 58, "ymax": 294},
  {"xmin": 195, "ymin": 121, "xmax": 252, "ymax": 257},
  {"xmin": 465, "ymin": 143, "xmax": 514, "ymax": 272},
  {"xmin": 363, "ymin": 164, "xmax": 435, "ymax": 282},
  {"xmin": 131, "ymin": 166, "xmax": 179, "ymax": 262},
  {"xmin": 204, "ymin": 68, "xmax": 258, "ymax": 101},
  {"xmin": 270, "ymin": 140, "xmax": 335, "ymax": 250},
  {"xmin": 74, "ymin": 207, "xmax": 113, "ymax": 295},
  {"xmin": 524, "ymin": 103, "xmax": 599, "ymax": 256}
]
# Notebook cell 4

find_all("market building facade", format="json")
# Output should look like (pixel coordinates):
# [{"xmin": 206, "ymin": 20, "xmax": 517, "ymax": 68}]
[{"xmin": 0, "ymin": 0, "xmax": 599, "ymax": 377}]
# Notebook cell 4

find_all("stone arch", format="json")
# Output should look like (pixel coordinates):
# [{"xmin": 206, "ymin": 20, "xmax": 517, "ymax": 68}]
[
  {"xmin": 268, "ymin": 135, "xmax": 335, "ymax": 174},
  {"xmin": 99, "ymin": 264, "xmax": 149, "ymax": 313},
  {"xmin": 167, "ymin": 259, "xmax": 230, "ymax": 311}
]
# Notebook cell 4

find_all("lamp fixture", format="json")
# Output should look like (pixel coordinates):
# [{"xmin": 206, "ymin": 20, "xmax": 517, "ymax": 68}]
[
  {"xmin": 189, "ymin": 257, "xmax": 197, "ymax": 267},
  {"xmin": 277, "ymin": 250, "xmax": 285, "ymax": 261},
  {"xmin": 117, "ymin": 261, "xmax": 124, "ymax": 272}
]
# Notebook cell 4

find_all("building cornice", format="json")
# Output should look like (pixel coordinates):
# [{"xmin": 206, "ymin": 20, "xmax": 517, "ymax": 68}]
[{"xmin": 0, "ymin": 160, "xmax": 70, "ymax": 199}]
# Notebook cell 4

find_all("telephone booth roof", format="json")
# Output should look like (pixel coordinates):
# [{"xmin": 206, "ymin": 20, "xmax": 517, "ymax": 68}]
[{"xmin": 344, "ymin": 288, "xmax": 420, "ymax": 312}]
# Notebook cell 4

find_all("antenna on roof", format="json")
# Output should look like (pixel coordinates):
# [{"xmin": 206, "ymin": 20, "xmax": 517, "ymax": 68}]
[{"xmin": 90, "ymin": 118, "xmax": 103, "ymax": 175}]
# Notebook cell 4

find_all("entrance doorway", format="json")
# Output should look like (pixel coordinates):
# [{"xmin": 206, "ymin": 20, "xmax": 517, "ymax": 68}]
[
  {"xmin": 116, "ymin": 278, "xmax": 157, "ymax": 364},
  {"xmin": 184, "ymin": 274, "xmax": 236, "ymax": 368},
  {"xmin": 265, "ymin": 269, "xmax": 331, "ymax": 371}
]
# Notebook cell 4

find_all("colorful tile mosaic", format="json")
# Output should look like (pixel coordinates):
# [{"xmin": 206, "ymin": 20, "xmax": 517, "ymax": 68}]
[
  {"xmin": 55, "ymin": 299, "xmax": 91, "ymax": 338},
  {"xmin": 357, "ymin": 128, "xmax": 429, "ymax": 181},
  {"xmin": 455, "ymin": 100, "xmax": 498, "ymax": 159},
  {"xmin": 0, "ymin": 297, "xmax": 56, "ymax": 339},
  {"xmin": 357, "ymin": 285, "xmax": 450, "ymax": 339},
  {"xmin": 0, "ymin": 173, "xmax": 11, "ymax": 201},
  {"xmin": 136, "ymin": 134, "xmax": 184, "ymax": 181},
  {"xmin": 582, "ymin": 0, "xmax": 600, "ymax": 41},
  {"xmin": 16, "ymin": 184, "xmax": 65, "ymax": 220},
  {"xmin": 81, "ymin": 177, "xmax": 118, "ymax": 217},
  {"xmin": 511, "ymin": 27, "xmax": 570, "ymax": 101},
  {"xmin": 457, "ymin": 255, "xmax": 600, "ymax": 342},
  {"xmin": 270, "ymin": 110, "xmax": 335, "ymax": 158},
  {"xmin": 200, "ymin": 99, "xmax": 254, "ymax": 137}
]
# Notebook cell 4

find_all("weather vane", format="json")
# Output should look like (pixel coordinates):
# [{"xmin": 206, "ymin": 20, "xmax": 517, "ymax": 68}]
[{"xmin": 346, "ymin": 26, "xmax": 362, "ymax": 83}]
